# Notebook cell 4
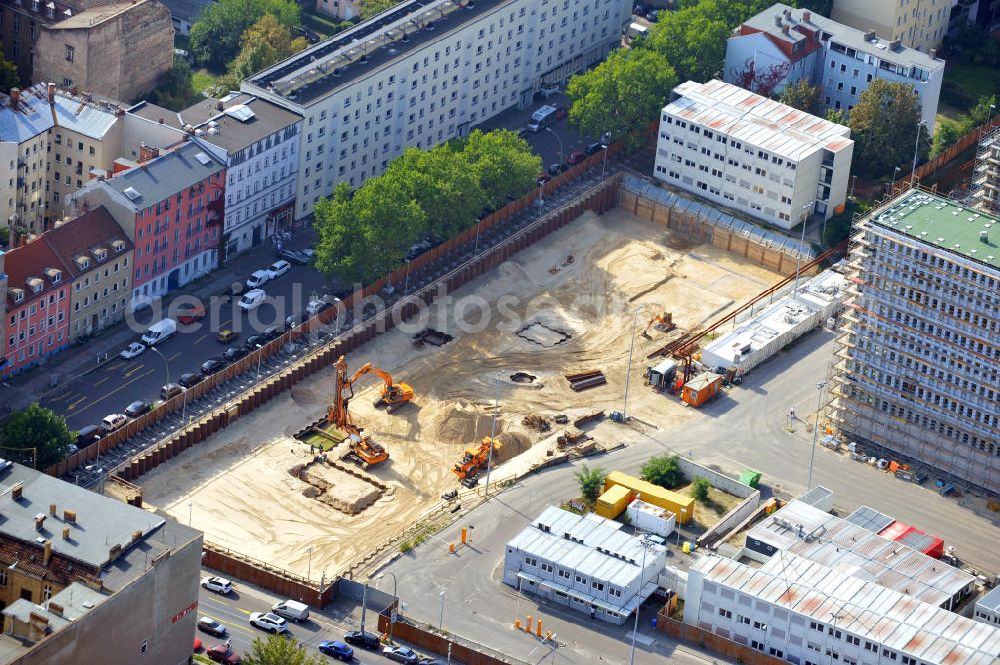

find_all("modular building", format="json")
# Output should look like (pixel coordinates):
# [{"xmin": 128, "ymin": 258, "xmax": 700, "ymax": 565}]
[
  {"xmin": 595, "ymin": 484, "xmax": 633, "ymax": 520},
  {"xmin": 975, "ymin": 586, "xmax": 1000, "ymax": 627},
  {"xmin": 681, "ymin": 373, "xmax": 722, "ymax": 408},
  {"xmin": 626, "ymin": 498, "xmax": 676, "ymax": 538},
  {"xmin": 604, "ymin": 471, "xmax": 694, "ymax": 525},
  {"xmin": 879, "ymin": 521, "xmax": 945, "ymax": 559}
]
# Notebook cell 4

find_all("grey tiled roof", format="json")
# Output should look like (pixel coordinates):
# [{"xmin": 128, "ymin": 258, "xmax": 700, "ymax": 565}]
[{"xmin": 102, "ymin": 140, "xmax": 225, "ymax": 208}]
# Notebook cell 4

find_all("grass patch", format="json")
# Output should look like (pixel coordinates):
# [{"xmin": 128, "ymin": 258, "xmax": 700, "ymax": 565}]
[
  {"xmin": 399, "ymin": 523, "xmax": 436, "ymax": 553},
  {"xmin": 677, "ymin": 483, "xmax": 741, "ymax": 522},
  {"xmin": 193, "ymin": 655, "xmax": 213, "ymax": 664},
  {"xmin": 300, "ymin": 426, "xmax": 346, "ymax": 450},
  {"xmin": 944, "ymin": 63, "xmax": 1000, "ymax": 104},
  {"xmin": 192, "ymin": 68, "xmax": 222, "ymax": 95}
]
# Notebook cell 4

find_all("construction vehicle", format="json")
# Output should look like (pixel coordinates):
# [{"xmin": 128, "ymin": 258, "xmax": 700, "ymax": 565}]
[
  {"xmin": 640, "ymin": 312, "xmax": 675, "ymax": 339},
  {"xmin": 357, "ymin": 364, "xmax": 414, "ymax": 413},
  {"xmin": 322, "ymin": 355, "xmax": 389, "ymax": 468},
  {"xmin": 453, "ymin": 437, "xmax": 501, "ymax": 487}
]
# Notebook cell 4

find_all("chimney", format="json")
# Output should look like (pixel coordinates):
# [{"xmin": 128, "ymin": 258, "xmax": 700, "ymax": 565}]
[
  {"xmin": 783, "ymin": 8, "xmax": 791, "ymax": 18},
  {"xmin": 62, "ymin": 526, "xmax": 70, "ymax": 540},
  {"xmin": 63, "ymin": 508, "xmax": 76, "ymax": 523},
  {"xmin": 43, "ymin": 540, "xmax": 51, "ymax": 566},
  {"xmin": 11, "ymin": 482, "xmax": 23, "ymax": 501},
  {"xmin": 158, "ymin": 117, "xmax": 164, "ymax": 124},
  {"xmin": 215, "ymin": 101, "xmax": 223, "ymax": 111},
  {"xmin": 49, "ymin": 503, "xmax": 56, "ymax": 516},
  {"xmin": 47, "ymin": 83, "xmax": 55, "ymax": 105},
  {"xmin": 35, "ymin": 513, "xmax": 45, "ymax": 531},
  {"xmin": 48, "ymin": 602, "xmax": 63, "ymax": 617},
  {"xmin": 889, "ymin": 38, "xmax": 901, "ymax": 50},
  {"xmin": 138, "ymin": 143, "xmax": 159, "ymax": 162},
  {"xmin": 782, "ymin": 24, "xmax": 789, "ymax": 34},
  {"xmin": 865, "ymin": 29, "xmax": 877, "ymax": 41},
  {"xmin": 131, "ymin": 530, "xmax": 142, "ymax": 543},
  {"xmin": 802, "ymin": 10, "xmax": 810, "ymax": 22},
  {"xmin": 10, "ymin": 87, "xmax": 20, "ymax": 110},
  {"xmin": 69, "ymin": 85, "xmax": 78, "ymax": 97},
  {"xmin": 82, "ymin": 91, "xmax": 92, "ymax": 103},
  {"xmin": 774, "ymin": 14, "xmax": 782, "ymax": 26}
]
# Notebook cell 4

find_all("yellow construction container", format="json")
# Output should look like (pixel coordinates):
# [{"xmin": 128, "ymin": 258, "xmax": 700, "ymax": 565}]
[
  {"xmin": 603, "ymin": 471, "xmax": 695, "ymax": 525},
  {"xmin": 595, "ymin": 484, "xmax": 634, "ymax": 519}
]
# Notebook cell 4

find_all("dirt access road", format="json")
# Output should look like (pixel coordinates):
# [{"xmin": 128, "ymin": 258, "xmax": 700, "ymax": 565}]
[{"xmin": 136, "ymin": 208, "xmax": 783, "ymax": 578}]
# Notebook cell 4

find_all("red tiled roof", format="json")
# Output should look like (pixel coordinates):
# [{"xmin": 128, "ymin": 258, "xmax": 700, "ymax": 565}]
[
  {"xmin": 0, "ymin": 534, "xmax": 101, "ymax": 588},
  {"xmin": 5, "ymin": 237, "xmax": 73, "ymax": 306},
  {"xmin": 43, "ymin": 206, "xmax": 134, "ymax": 278}
]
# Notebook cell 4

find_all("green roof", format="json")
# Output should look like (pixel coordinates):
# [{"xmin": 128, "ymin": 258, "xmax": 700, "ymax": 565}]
[{"xmin": 869, "ymin": 189, "xmax": 1000, "ymax": 271}]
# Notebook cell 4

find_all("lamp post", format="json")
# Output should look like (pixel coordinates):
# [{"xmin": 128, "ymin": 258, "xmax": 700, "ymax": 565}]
[
  {"xmin": 513, "ymin": 575, "xmax": 523, "ymax": 625},
  {"xmin": 439, "ymin": 590, "xmax": 445, "ymax": 631},
  {"xmin": 255, "ymin": 343, "xmax": 264, "ymax": 381},
  {"xmin": 676, "ymin": 509, "xmax": 687, "ymax": 546},
  {"xmin": 792, "ymin": 204, "xmax": 811, "ymax": 298},
  {"xmin": 359, "ymin": 581, "xmax": 369, "ymax": 634},
  {"xmin": 889, "ymin": 166, "xmax": 901, "ymax": 195},
  {"xmin": 545, "ymin": 126, "xmax": 564, "ymax": 166},
  {"xmin": 602, "ymin": 140, "xmax": 609, "ymax": 180},
  {"xmin": 484, "ymin": 372, "xmax": 500, "ymax": 497},
  {"xmin": 622, "ymin": 306, "xmax": 644, "ymax": 421},
  {"xmin": 307, "ymin": 546, "xmax": 313, "ymax": 581},
  {"xmin": 807, "ymin": 381, "xmax": 826, "ymax": 490},
  {"xmin": 150, "ymin": 346, "xmax": 170, "ymax": 387},
  {"xmin": 188, "ymin": 501, "xmax": 192, "ymax": 527},
  {"xmin": 375, "ymin": 572, "xmax": 398, "ymax": 643},
  {"xmin": 910, "ymin": 120, "xmax": 926, "ymax": 187},
  {"xmin": 628, "ymin": 535, "xmax": 654, "ymax": 665}
]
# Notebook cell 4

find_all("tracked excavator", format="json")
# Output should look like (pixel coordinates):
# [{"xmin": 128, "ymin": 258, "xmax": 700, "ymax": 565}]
[
  {"xmin": 453, "ymin": 437, "xmax": 502, "ymax": 487},
  {"xmin": 323, "ymin": 355, "xmax": 390, "ymax": 468},
  {"xmin": 640, "ymin": 312, "xmax": 675, "ymax": 339},
  {"xmin": 357, "ymin": 364, "xmax": 414, "ymax": 413}
]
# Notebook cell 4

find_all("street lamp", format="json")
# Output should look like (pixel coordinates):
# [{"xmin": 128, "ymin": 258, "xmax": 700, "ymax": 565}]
[
  {"xmin": 255, "ymin": 343, "xmax": 264, "ymax": 381},
  {"xmin": 149, "ymin": 345, "xmax": 171, "ymax": 387},
  {"xmin": 375, "ymin": 572, "xmax": 398, "ymax": 643},
  {"xmin": 807, "ymin": 381, "xmax": 826, "ymax": 490},
  {"xmin": 544, "ymin": 126, "xmax": 564, "ymax": 165},
  {"xmin": 188, "ymin": 501, "xmax": 193, "ymax": 527},
  {"xmin": 675, "ymin": 509, "xmax": 687, "ymax": 547},
  {"xmin": 889, "ymin": 166, "xmax": 901, "ymax": 195},
  {"xmin": 513, "ymin": 575, "xmax": 524, "ymax": 625},
  {"xmin": 307, "ymin": 546, "xmax": 313, "ymax": 581},
  {"xmin": 359, "ymin": 580, "xmax": 369, "ymax": 634},
  {"xmin": 627, "ymin": 534, "xmax": 656, "ymax": 665},
  {"xmin": 439, "ymin": 590, "xmax": 445, "ymax": 631},
  {"xmin": 910, "ymin": 120, "xmax": 926, "ymax": 187},
  {"xmin": 484, "ymin": 372, "xmax": 500, "ymax": 497},
  {"xmin": 622, "ymin": 306, "xmax": 644, "ymax": 420},
  {"xmin": 602, "ymin": 137, "xmax": 610, "ymax": 180},
  {"xmin": 792, "ymin": 204, "xmax": 811, "ymax": 298}
]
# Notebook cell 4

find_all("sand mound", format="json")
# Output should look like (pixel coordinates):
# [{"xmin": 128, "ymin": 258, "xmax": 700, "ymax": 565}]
[
  {"xmin": 433, "ymin": 401, "xmax": 495, "ymax": 443},
  {"xmin": 496, "ymin": 431, "xmax": 531, "ymax": 462}
]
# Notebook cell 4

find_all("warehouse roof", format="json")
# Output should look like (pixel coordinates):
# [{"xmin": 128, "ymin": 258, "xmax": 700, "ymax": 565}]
[
  {"xmin": 693, "ymin": 553, "xmax": 1000, "ymax": 665},
  {"xmin": 868, "ymin": 189, "xmax": 1000, "ymax": 271},
  {"xmin": 746, "ymin": 500, "xmax": 975, "ymax": 607},
  {"xmin": 845, "ymin": 505, "xmax": 896, "ymax": 534},
  {"xmin": 977, "ymin": 586, "xmax": 1000, "ymax": 615},
  {"xmin": 664, "ymin": 79, "xmax": 852, "ymax": 162}
]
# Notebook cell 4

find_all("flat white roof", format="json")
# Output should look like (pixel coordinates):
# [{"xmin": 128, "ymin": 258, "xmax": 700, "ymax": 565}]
[
  {"xmin": 663, "ymin": 79, "xmax": 853, "ymax": 162},
  {"xmin": 694, "ymin": 553, "xmax": 1000, "ymax": 665}
]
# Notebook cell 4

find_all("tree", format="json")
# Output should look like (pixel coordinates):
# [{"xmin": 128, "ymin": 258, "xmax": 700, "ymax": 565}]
[
  {"xmin": 141, "ymin": 56, "xmax": 200, "ymax": 110},
  {"xmin": 459, "ymin": 129, "xmax": 541, "ymax": 211},
  {"xmin": 729, "ymin": 57, "xmax": 792, "ymax": 98},
  {"xmin": 691, "ymin": 477, "xmax": 710, "ymax": 502},
  {"xmin": 189, "ymin": 0, "xmax": 300, "ymax": 70},
  {"xmin": 1, "ymin": 404, "xmax": 74, "ymax": 470},
  {"xmin": 646, "ymin": 7, "xmax": 730, "ymax": 82},
  {"xmin": 824, "ymin": 108, "xmax": 846, "ymax": 125},
  {"xmin": 640, "ymin": 454, "xmax": 684, "ymax": 489},
  {"xmin": 567, "ymin": 48, "xmax": 677, "ymax": 148},
  {"xmin": 574, "ymin": 465, "xmax": 607, "ymax": 508},
  {"xmin": 931, "ymin": 119, "xmax": 962, "ymax": 157},
  {"xmin": 959, "ymin": 94, "xmax": 997, "ymax": 135},
  {"xmin": 0, "ymin": 43, "xmax": 18, "ymax": 91},
  {"xmin": 847, "ymin": 80, "xmax": 928, "ymax": 179},
  {"xmin": 227, "ymin": 14, "xmax": 308, "ymax": 81},
  {"xmin": 778, "ymin": 80, "xmax": 822, "ymax": 116},
  {"xmin": 243, "ymin": 635, "xmax": 324, "ymax": 665}
]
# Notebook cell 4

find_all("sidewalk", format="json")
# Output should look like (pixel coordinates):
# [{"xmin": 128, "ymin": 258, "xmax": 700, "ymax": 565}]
[{"xmin": 0, "ymin": 231, "xmax": 318, "ymax": 416}]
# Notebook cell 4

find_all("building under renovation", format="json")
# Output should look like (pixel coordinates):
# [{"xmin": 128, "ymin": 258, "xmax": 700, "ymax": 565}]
[{"xmin": 972, "ymin": 125, "xmax": 1000, "ymax": 215}]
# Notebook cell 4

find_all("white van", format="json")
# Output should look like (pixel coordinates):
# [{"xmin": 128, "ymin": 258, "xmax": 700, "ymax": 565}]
[
  {"xmin": 141, "ymin": 318, "xmax": 177, "ymax": 346},
  {"xmin": 239, "ymin": 289, "xmax": 266, "ymax": 311},
  {"xmin": 527, "ymin": 105, "xmax": 557, "ymax": 132},
  {"xmin": 271, "ymin": 599, "xmax": 310, "ymax": 622},
  {"xmin": 627, "ymin": 22, "xmax": 648, "ymax": 40}
]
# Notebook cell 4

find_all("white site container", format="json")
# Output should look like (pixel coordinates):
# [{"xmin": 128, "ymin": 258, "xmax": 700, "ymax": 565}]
[{"xmin": 627, "ymin": 498, "xmax": 676, "ymax": 538}]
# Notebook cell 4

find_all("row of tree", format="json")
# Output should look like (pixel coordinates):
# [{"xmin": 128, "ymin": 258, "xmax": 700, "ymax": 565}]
[{"xmin": 312, "ymin": 130, "xmax": 541, "ymax": 284}]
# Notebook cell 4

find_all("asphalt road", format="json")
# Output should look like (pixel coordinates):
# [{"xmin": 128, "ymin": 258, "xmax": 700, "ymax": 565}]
[
  {"xmin": 379, "ymin": 327, "xmax": 1000, "ymax": 665},
  {"xmin": 39, "ymin": 259, "xmax": 329, "ymax": 433}
]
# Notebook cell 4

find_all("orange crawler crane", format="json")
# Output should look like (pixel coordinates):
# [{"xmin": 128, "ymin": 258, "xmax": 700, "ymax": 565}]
[
  {"xmin": 327, "ymin": 355, "xmax": 389, "ymax": 468},
  {"xmin": 453, "ymin": 437, "xmax": 502, "ymax": 487}
]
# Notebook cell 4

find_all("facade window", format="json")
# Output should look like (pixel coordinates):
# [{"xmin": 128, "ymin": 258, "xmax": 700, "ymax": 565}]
[{"xmin": 65, "ymin": 45, "xmax": 74, "ymax": 62}]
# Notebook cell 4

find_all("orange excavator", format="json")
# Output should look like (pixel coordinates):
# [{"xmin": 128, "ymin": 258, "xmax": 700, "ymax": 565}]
[
  {"xmin": 453, "ymin": 437, "xmax": 502, "ymax": 487},
  {"xmin": 640, "ymin": 312, "xmax": 675, "ymax": 339},
  {"xmin": 326, "ymin": 355, "xmax": 389, "ymax": 468},
  {"xmin": 358, "ymin": 363, "xmax": 414, "ymax": 413}
]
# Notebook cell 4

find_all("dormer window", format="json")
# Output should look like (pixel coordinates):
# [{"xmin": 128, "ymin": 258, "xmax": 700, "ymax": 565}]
[
  {"xmin": 31, "ymin": 0, "xmax": 38, "ymax": 11},
  {"xmin": 44, "ymin": 268, "xmax": 61, "ymax": 284},
  {"xmin": 46, "ymin": 1, "xmax": 54, "ymax": 17},
  {"xmin": 112, "ymin": 240, "xmax": 125, "ymax": 253},
  {"xmin": 94, "ymin": 248, "xmax": 107, "ymax": 263},
  {"xmin": 27, "ymin": 278, "xmax": 43, "ymax": 294},
  {"xmin": 75, "ymin": 256, "xmax": 90, "ymax": 270},
  {"xmin": 11, "ymin": 289, "xmax": 24, "ymax": 303}
]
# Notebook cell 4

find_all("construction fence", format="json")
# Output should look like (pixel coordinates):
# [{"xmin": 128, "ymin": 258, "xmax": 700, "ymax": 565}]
[
  {"xmin": 376, "ymin": 613, "xmax": 531, "ymax": 665},
  {"xmin": 655, "ymin": 612, "xmax": 788, "ymax": 665}
]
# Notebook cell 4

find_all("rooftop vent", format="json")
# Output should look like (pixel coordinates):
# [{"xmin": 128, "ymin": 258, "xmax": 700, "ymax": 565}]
[
  {"xmin": 34, "ymin": 513, "xmax": 45, "ymax": 531},
  {"xmin": 63, "ymin": 508, "xmax": 76, "ymax": 523},
  {"xmin": 62, "ymin": 526, "xmax": 70, "ymax": 540},
  {"xmin": 194, "ymin": 151, "xmax": 212, "ymax": 165},
  {"xmin": 123, "ymin": 187, "xmax": 141, "ymax": 201},
  {"xmin": 981, "ymin": 230, "xmax": 989, "ymax": 243},
  {"xmin": 11, "ymin": 482, "xmax": 23, "ymax": 500}
]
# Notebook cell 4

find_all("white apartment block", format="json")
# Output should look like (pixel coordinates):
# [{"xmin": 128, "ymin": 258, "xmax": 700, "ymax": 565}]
[
  {"xmin": 502, "ymin": 506, "xmax": 667, "ymax": 625},
  {"xmin": 725, "ymin": 4, "xmax": 944, "ymax": 130},
  {"xmin": 829, "ymin": 189, "xmax": 1000, "ymax": 493},
  {"xmin": 831, "ymin": 0, "xmax": 951, "ymax": 53},
  {"xmin": 653, "ymin": 79, "xmax": 854, "ymax": 231},
  {"xmin": 243, "ymin": 0, "xmax": 631, "ymax": 221},
  {"xmin": 686, "ymin": 552, "xmax": 1000, "ymax": 665}
]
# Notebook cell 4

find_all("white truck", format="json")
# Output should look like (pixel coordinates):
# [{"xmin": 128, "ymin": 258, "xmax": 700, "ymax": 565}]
[
  {"xmin": 141, "ymin": 318, "xmax": 177, "ymax": 346},
  {"xmin": 527, "ymin": 105, "xmax": 558, "ymax": 132}
]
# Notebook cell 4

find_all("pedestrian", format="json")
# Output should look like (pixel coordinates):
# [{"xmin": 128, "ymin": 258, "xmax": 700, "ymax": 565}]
[
  {"xmin": 590, "ymin": 606, "xmax": 596, "ymax": 620},
  {"xmin": 225, "ymin": 638, "xmax": 231, "ymax": 649},
  {"xmin": 789, "ymin": 406, "xmax": 796, "ymax": 420}
]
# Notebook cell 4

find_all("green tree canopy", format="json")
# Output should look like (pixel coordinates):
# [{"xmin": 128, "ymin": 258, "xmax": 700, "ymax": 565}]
[
  {"xmin": 574, "ymin": 464, "xmax": 607, "ymax": 508},
  {"xmin": 243, "ymin": 635, "xmax": 324, "ymax": 665},
  {"xmin": 227, "ymin": 14, "xmax": 308, "ymax": 81},
  {"xmin": 0, "ymin": 43, "xmax": 18, "ymax": 91},
  {"xmin": 847, "ymin": 80, "xmax": 928, "ymax": 179},
  {"xmin": 189, "ymin": 0, "xmax": 300, "ymax": 70},
  {"xmin": 640, "ymin": 454, "xmax": 684, "ymax": 490},
  {"xmin": 567, "ymin": 48, "xmax": 677, "ymax": 147},
  {"xmin": 141, "ymin": 56, "xmax": 200, "ymax": 110},
  {"xmin": 959, "ymin": 94, "xmax": 997, "ymax": 135},
  {"xmin": 355, "ymin": 0, "xmax": 400, "ymax": 19},
  {"xmin": 458, "ymin": 129, "xmax": 542, "ymax": 210},
  {"xmin": 931, "ymin": 119, "xmax": 962, "ymax": 157},
  {"xmin": 778, "ymin": 80, "xmax": 823, "ymax": 116},
  {"xmin": 646, "ymin": 7, "xmax": 730, "ymax": 83},
  {"xmin": 691, "ymin": 477, "xmax": 710, "ymax": 502},
  {"xmin": 1, "ymin": 404, "xmax": 74, "ymax": 470}
]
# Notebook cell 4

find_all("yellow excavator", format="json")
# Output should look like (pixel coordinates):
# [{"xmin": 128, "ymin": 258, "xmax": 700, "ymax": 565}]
[
  {"xmin": 324, "ymin": 355, "xmax": 390, "ymax": 468},
  {"xmin": 453, "ymin": 437, "xmax": 502, "ymax": 487}
]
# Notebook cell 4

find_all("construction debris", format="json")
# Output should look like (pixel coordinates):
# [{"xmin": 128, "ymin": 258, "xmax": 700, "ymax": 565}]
[
  {"xmin": 412, "ymin": 328, "xmax": 454, "ymax": 348},
  {"xmin": 565, "ymin": 369, "xmax": 607, "ymax": 391},
  {"xmin": 573, "ymin": 411, "xmax": 605, "ymax": 428},
  {"xmin": 553, "ymin": 414, "xmax": 569, "ymax": 424},
  {"xmin": 556, "ymin": 429, "xmax": 589, "ymax": 448},
  {"xmin": 522, "ymin": 414, "xmax": 551, "ymax": 432}
]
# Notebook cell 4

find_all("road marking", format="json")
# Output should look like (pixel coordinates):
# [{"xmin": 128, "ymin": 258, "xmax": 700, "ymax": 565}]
[
  {"xmin": 124, "ymin": 364, "xmax": 145, "ymax": 378},
  {"xmin": 83, "ymin": 369, "xmax": 155, "ymax": 412},
  {"xmin": 200, "ymin": 611, "xmax": 257, "ymax": 638},
  {"xmin": 168, "ymin": 352, "xmax": 182, "ymax": 362},
  {"xmin": 194, "ymin": 334, "xmax": 207, "ymax": 345},
  {"xmin": 104, "ymin": 361, "xmax": 126, "ymax": 373},
  {"xmin": 66, "ymin": 395, "xmax": 88, "ymax": 412},
  {"xmin": 93, "ymin": 377, "xmax": 110, "ymax": 387},
  {"xmin": 45, "ymin": 390, "xmax": 74, "ymax": 403}
]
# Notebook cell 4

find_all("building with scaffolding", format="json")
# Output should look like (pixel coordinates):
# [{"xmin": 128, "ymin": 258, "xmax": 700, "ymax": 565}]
[
  {"xmin": 972, "ymin": 125, "xmax": 1000, "ymax": 214},
  {"xmin": 828, "ymin": 188, "xmax": 1000, "ymax": 494}
]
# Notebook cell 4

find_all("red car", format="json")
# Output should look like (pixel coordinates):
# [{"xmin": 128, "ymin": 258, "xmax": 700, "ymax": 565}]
[
  {"xmin": 207, "ymin": 644, "xmax": 242, "ymax": 664},
  {"xmin": 554, "ymin": 106, "xmax": 568, "ymax": 120},
  {"xmin": 566, "ymin": 150, "xmax": 586, "ymax": 165},
  {"xmin": 177, "ymin": 305, "xmax": 206, "ymax": 325}
]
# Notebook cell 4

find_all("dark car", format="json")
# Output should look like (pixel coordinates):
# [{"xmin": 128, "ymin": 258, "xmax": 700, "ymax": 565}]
[
  {"xmin": 278, "ymin": 248, "xmax": 310, "ymax": 265},
  {"xmin": 633, "ymin": 2, "xmax": 647, "ymax": 15},
  {"xmin": 585, "ymin": 141, "xmax": 605, "ymax": 155},
  {"xmin": 262, "ymin": 325, "xmax": 281, "ymax": 340},
  {"xmin": 344, "ymin": 630, "xmax": 381, "ymax": 650},
  {"xmin": 537, "ymin": 172, "xmax": 552, "ymax": 186},
  {"xmin": 197, "ymin": 617, "xmax": 227, "ymax": 637},
  {"xmin": 201, "ymin": 357, "xmax": 226, "ymax": 374},
  {"xmin": 76, "ymin": 425, "xmax": 104, "ymax": 448},
  {"xmin": 224, "ymin": 346, "xmax": 248, "ymax": 361},
  {"xmin": 124, "ymin": 400, "xmax": 153, "ymax": 418},
  {"xmin": 566, "ymin": 150, "xmax": 586, "ymax": 165},
  {"xmin": 554, "ymin": 106, "xmax": 567, "ymax": 120},
  {"xmin": 646, "ymin": 8, "xmax": 660, "ymax": 21},
  {"xmin": 206, "ymin": 644, "xmax": 241, "ymax": 664},
  {"xmin": 243, "ymin": 335, "xmax": 265, "ymax": 350},
  {"xmin": 177, "ymin": 305, "xmax": 206, "ymax": 325},
  {"xmin": 160, "ymin": 383, "xmax": 184, "ymax": 400},
  {"xmin": 179, "ymin": 372, "xmax": 204, "ymax": 388},
  {"xmin": 285, "ymin": 312, "xmax": 307, "ymax": 330},
  {"xmin": 547, "ymin": 162, "xmax": 568, "ymax": 176},
  {"xmin": 318, "ymin": 640, "xmax": 354, "ymax": 661}
]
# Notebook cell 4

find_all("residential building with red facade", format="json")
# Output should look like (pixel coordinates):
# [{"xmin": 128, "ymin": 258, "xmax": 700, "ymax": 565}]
[
  {"xmin": 2, "ymin": 237, "xmax": 72, "ymax": 377},
  {"xmin": 68, "ymin": 141, "xmax": 225, "ymax": 308}
]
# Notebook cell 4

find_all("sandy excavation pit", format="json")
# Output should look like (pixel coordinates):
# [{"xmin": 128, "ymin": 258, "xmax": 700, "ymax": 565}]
[
  {"xmin": 136, "ymin": 209, "xmax": 784, "ymax": 578},
  {"xmin": 294, "ymin": 460, "xmax": 386, "ymax": 514}
]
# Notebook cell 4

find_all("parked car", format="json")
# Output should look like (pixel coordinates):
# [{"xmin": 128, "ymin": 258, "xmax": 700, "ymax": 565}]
[
  {"xmin": 554, "ymin": 106, "xmax": 567, "ymax": 120},
  {"xmin": 201, "ymin": 357, "xmax": 226, "ymax": 374},
  {"xmin": 344, "ymin": 630, "xmax": 381, "ymax": 650},
  {"xmin": 201, "ymin": 576, "xmax": 233, "ymax": 595},
  {"xmin": 265, "ymin": 259, "xmax": 291, "ymax": 279},
  {"xmin": 180, "ymin": 372, "xmax": 204, "ymax": 388},
  {"xmin": 217, "ymin": 329, "xmax": 239, "ymax": 344},
  {"xmin": 101, "ymin": 413, "xmax": 127, "ymax": 432},
  {"xmin": 318, "ymin": 640, "xmax": 354, "ymax": 661},
  {"xmin": 285, "ymin": 312, "xmax": 306, "ymax": 330},
  {"xmin": 383, "ymin": 645, "xmax": 419, "ymax": 664},
  {"xmin": 119, "ymin": 342, "xmax": 146, "ymax": 360},
  {"xmin": 206, "ymin": 644, "xmax": 242, "ymax": 664},
  {"xmin": 244, "ymin": 334, "xmax": 264, "ymax": 350},
  {"xmin": 405, "ymin": 238, "xmax": 435, "ymax": 262},
  {"xmin": 224, "ymin": 346, "xmax": 248, "ymax": 361},
  {"xmin": 76, "ymin": 425, "xmax": 104, "ymax": 448},
  {"xmin": 585, "ymin": 141, "xmax": 605, "ymax": 156},
  {"xmin": 246, "ymin": 270, "xmax": 270, "ymax": 289},
  {"xmin": 301, "ymin": 247, "xmax": 317, "ymax": 261},
  {"xmin": 124, "ymin": 400, "xmax": 153, "ymax": 418},
  {"xmin": 197, "ymin": 617, "xmax": 227, "ymax": 637},
  {"xmin": 249, "ymin": 612, "xmax": 288, "ymax": 634},
  {"xmin": 160, "ymin": 383, "xmax": 183, "ymax": 400},
  {"xmin": 566, "ymin": 150, "xmax": 586, "ymax": 165},
  {"xmin": 278, "ymin": 248, "xmax": 310, "ymax": 265},
  {"xmin": 239, "ymin": 289, "xmax": 266, "ymax": 311},
  {"xmin": 547, "ymin": 162, "xmax": 567, "ymax": 176},
  {"xmin": 646, "ymin": 8, "xmax": 660, "ymax": 22},
  {"xmin": 177, "ymin": 305, "xmax": 206, "ymax": 325},
  {"xmin": 271, "ymin": 599, "xmax": 309, "ymax": 622},
  {"xmin": 537, "ymin": 172, "xmax": 552, "ymax": 185},
  {"xmin": 261, "ymin": 325, "xmax": 281, "ymax": 340},
  {"xmin": 306, "ymin": 299, "xmax": 330, "ymax": 315}
]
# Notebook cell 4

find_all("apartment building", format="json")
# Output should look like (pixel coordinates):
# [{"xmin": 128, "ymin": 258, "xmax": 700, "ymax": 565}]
[
  {"xmin": 315, "ymin": 0, "xmax": 359, "ymax": 20},
  {"xmin": 0, "ymin": 461, "xmax": 202, "ymax": 665},
  {"xmin": 831, "ymin": 0, "xmax": 950, "ymax": 53},
  {"xmin": 502, "ymin": 506, "xmax": 667, "ymax": 625},
  {"xmin": 0, "ymin": 88, "xmax": 50, "ymax": 235},
  {"xmin": 972, "ymin": 125, "xmax": 1000, "ymax": 215},
  {"xmin": 68, "ymin": 141, "xmax": 225, "ymax": 307},
  {"xmin": 179, "ymin": 93, "xmax": 302, "ymax": 260},
  {"xmin": 44, "ymin": 206, "xmax": 132, "ymax": 340},
  {"xmin": 686, "ymin": 552, "xmax": 1000, "ymax": 665},
  {"xmin": 244, "ymin": 0, "xmax": 631, "ymax": 221},
  {"xmin": 653, "ymin": 79, "xmax": 854, "ymax": 231},
  {"xmin": 725, "ymin": 4, "xmax": 944, "ymax": 130},
  {"xmin": 0, "ymin": 0, "xmax": 106, "ymax": 82},
  {"xmin": 829, "ymin": 189, "xmax": 1000, "ymax": 493},
  {"xmin": 2, "ymin": 234, "xmax": 70, "ymax": 377}
]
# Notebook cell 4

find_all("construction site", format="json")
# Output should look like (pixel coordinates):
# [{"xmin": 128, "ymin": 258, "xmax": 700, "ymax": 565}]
[{"xmin": 135, "ymin": 206, "xmax": 788, "ymax": 579}]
